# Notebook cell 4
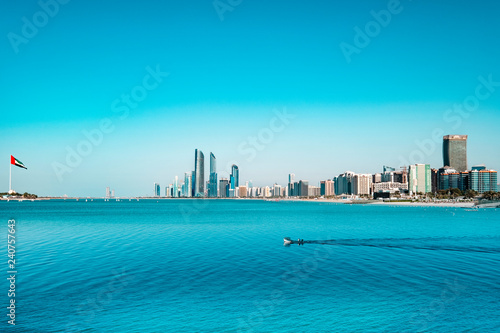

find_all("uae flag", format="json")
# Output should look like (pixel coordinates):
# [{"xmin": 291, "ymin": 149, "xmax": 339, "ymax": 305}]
[{"xmin": 11, "ymin": 155, "xmax": 27, "ymax": 169}]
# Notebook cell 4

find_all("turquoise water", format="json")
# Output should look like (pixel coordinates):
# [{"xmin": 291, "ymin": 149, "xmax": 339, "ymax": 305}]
[{"xmin": 1, "ymin": 200, "xmax": 499, "ymax": 332}]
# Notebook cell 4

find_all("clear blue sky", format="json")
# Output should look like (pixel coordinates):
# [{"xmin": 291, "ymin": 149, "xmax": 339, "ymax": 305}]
[{"xmin": 1, "ymin": 0, "xmax": 499, "ymax": 197}]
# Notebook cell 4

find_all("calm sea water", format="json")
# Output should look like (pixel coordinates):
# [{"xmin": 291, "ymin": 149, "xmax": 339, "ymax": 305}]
[{"xmin": 1, "ymin": 200, "xmax": 499, "ymax": 332}]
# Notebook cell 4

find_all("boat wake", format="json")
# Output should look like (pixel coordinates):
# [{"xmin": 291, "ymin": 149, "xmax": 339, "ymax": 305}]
[{"xmin": 286, "ymin": 237, "xmax": 500, "ymax": 254}]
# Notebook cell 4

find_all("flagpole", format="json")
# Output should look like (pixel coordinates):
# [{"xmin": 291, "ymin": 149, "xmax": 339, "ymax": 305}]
[{"xmin": 9, "ymin": 163, "xmax": 12, "ymax": 193}]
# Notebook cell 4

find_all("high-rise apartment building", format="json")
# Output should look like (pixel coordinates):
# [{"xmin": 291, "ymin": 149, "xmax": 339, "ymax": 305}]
[
  {"xmin": 352, "ymin": 174, "xmax": 372, "ymax": 196},
  {"xmin": 334, "ymin": 171, "xmax": 355, "ymax": 195},
  {"xmin": 194, "ymin": 149, "xmax": 204, "ymax": 197},
  {"xmin": 320, "ymin": 179, "xmax": 335, "ymax": 196},
  {"xmin": 173, "ymin": 176, "xmax": 178, "ymax": 198},
  {"xmin": 184, "ymin": 172, "xmax": 192, "ymax": 197},
  {"xmin": 408, "ymin": 164, "xmax": 431, "ymax": 194},
  {"xmin": 219, "ymin": 178, "xmax": 229, "ymax": 198},
  {"xmin": 443, "ymin": 135, "xmax": 468, "ymax": 172},
  {"xmin": 298, "ymin": 180, "xmax": 309, "ymax": 197},
  {"xmin": 288, "ymin": 173, "xmax": 295, "ymax": 197},
  {"xmin": 154, "ymin": 183, "xmax": 160, "ymax": 197},
  {"xmin": 209, "ymin": 152, "xmax": 217, "ymax": 198},
  {"xmin": 469, "ymin": 165, "xmax": 498, "ymax": 193},
  {"xmin": 230, "ymin": 164, "xmax": 239, "ymax": 190},
  {"xmin": 438, "ymin": 166, "xmax": 460, "ymax": 191}
]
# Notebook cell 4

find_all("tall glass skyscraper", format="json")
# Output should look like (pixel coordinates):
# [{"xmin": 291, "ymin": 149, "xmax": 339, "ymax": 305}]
[
  {"xmin": 230, "ymin": 164, "xmax": 239, "ymax": 190},
  {"xmin": 194, "ymin": 149, "xmax": 204, "ymax": 197},
  {"xmin": 443, "ymin": 135, "xmax": 468, "ymax": 172},
  {"xmin": 173, "ymin": 176, "xmax": 178, "ymax": 198},
  {"xmin": 184, "ymin": 172, "xmax": 192, "ymax": 197},
  {"xmin": 209, "ymin": 152, "xmax": 217, "ymax": 197}
]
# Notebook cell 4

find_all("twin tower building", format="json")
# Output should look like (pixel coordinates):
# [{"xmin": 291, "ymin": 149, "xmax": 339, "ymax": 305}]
[{"xmin": 190, "ymin": 149, "xmax": 238, "ymax": 197}]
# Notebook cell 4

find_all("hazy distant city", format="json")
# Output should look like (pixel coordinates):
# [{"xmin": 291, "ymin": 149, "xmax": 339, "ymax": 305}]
[{"xmin": 102, "ymin": 134, "xmax": 497, "ymax": 200}]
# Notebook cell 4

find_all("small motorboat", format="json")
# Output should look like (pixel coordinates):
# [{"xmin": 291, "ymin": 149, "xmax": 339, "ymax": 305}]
[{"xmin": 283, "ymin": 237, "xmax": 304, "ymax": 245}]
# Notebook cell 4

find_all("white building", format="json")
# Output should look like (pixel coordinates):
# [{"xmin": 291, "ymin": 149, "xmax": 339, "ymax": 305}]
[
  {"xmin": 352, "ymin": 174, "xmax": 372, "ymax": 196},
  {"xmin": 409, "ymin": 164, "xmax": 431, "ymax": 194},
  {"xmin": 308, "ymin": 186, "xmax": 321, "ymax": 197},
  {"xmin": 373, "ymin": 182, "xmax": 408, "ymax": 193}
]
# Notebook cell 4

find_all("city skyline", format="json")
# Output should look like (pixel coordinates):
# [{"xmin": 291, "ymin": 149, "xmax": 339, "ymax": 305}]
[
  {"xmin": 132, "ymin": 134, "xmax": 497, "ymax": 199},
  {"xmin": 2, "ymin": 1, "xmax": 500, "ymax": 197}
]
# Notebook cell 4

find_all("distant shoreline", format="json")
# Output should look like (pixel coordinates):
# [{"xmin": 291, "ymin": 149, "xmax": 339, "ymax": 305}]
[{"xmin": 0, "ymin": 196, "xmax": 483, "ymax": 208}]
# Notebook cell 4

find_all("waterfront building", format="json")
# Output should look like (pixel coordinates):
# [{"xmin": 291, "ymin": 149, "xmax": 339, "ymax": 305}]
[
  {"xmin": 373, "ymin": 173, "xmax": 382, "ymax": 184},
  {"xmin": 352, "ymin": 174, "xmax": 372, "ymax": 196},
  {"xmin": 438, "ymin": 167, "xmax": 460, "ymax": 191},
  {"xmin": 373, "ymin": 182, "xmax": 408, "ymax": 193},
  {"xmin": 183, "ymin": 172, "xmax": 192, "ymax": 197},
  {"xmin": 297, "ymin": 180, "xmax": 309, "ymax": 197},
  {"xmin": 381, "ymin": 166, "xmax": 395, "ymax": 183},
  {"xmin": 469, "ymin": 166, "xmax": 498, "ymax": 193},
  {"xmin": 334, "ymin": 171, "xmax": 355, "ymax": 195},
  {"xmin": 308, "ymin": 186, "xmax": 321, "ymax": 197},
  {"xmin": 431, "ymin": 169, "xmax": 439, "ymax": 193},
  {"xmin": 106, "ymin": 187, "xmax": 110, "ymax": 199},
  {"xmin": 393, "ymin": 170, "xmax": 408, "ymax": 184},
  {"xmin": 173, "ymin": 176, "xmax": 178, "ymax": 198},
  {"xmin": 230, "ymin": 164, "xmax": 239, "ymax": 190},
  {"xmin": 320, "ymin": 179, "xmax": 335, "ymax": 196},
  {"xmin": 194, "ymin": 149, "xmax": 205, "ymax": 197},
  {"xmin": 383, "ymin": 166, "xmax": 396, "ymax": 173},
  {"xmin": 238, "ymin": 186, "xmax": 247, "ymax": 198},
  {"xmin": 272, "ymin": 184, "xmax": 282, "ymax": 197},
  {"xmin": 219, "ymin": 178, "xmax": 229, "ymax": 198},
  {"xmin": 111, "ymin": 189, "xmax": 115, "ymax": 198},
  {"xmin": 288, "ymin": 173, "xmax": 295, "ymax": 197},
  {"xmin": 472, "ymin": 165, "xmax": 486, "ymax": 171},
  {"xmin": 154, "ymin": 183, "xmax": 160, "ymax": 197},
  {"xmin": 408, "ymin": 164, "xmax": 431, "ymax": 194},
  {"xmin": 209, "ymin": 153, "xmax": 217, "ymax": 198},
  {"xmin": 443, "ymin": 135, "xmax": 468, "ymax": 172},
  {"xmin": 459, "ymin": 171, "xmax": 469, "ymax": 192}
]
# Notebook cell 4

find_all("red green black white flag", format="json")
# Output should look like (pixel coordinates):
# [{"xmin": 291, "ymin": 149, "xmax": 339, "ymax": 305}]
[{"xmin": 11, "ymin": 155, "xmax": 27, "ymax": 169}]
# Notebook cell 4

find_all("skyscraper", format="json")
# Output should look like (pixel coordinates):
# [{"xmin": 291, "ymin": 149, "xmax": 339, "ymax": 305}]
[
  {"xmin": 288, "ymin": 173, "xmax": 295, "ymax": 197},
  {"xmin": 352, "ymin": 174, "xmax": 372, "ymax": 196},
  {"xmin": 209, "ymin": 152, "xmax": 217, "ymax": 198},
  {"xmin": 334, "ymin": 171, "xmax": 355, "ymax": 195},
  {"xmin": 230, "ymin": 164, "xmax": 239, "ymax": 189},
  {"xmin": 443, "ymin": 135, "xmax": 468, "ymax": 172},
  {"xmin": 184, "ymin": 172, "xmax": 192, "ymax": 197},
  {"xmin": 298, "ymin": 180, "xmax": 309, "ymax": 197},
  {"xmin": 219, "ymin": 178, "xmax": 229, "ymax": 198},
  {"xmin": 173, "ymin": 176, "xmax": 178, "ymax": 198},
  {"xmin": 154, "ymin": 183, "xmax": 160, "ymax": 197},
  {"xmin": 408, "ymin": 164, "xmax": 431, "ymax": 194},
  {"xmin": 194, "ymin": 149, "xmax": 204, "ymax": 197}
]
